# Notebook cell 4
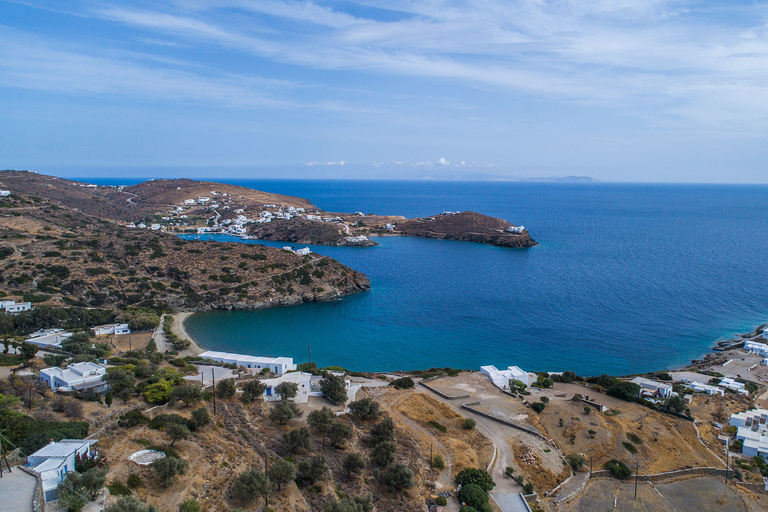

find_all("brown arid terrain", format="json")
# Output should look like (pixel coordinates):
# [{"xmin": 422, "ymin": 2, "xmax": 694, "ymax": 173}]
[
  {"xmin": 0, "ymin": 186, "xmax": 369, "ymax": 312},
  {"xmin": 1, "ymin": 170, "xmax": 535, "ymax": 249}
]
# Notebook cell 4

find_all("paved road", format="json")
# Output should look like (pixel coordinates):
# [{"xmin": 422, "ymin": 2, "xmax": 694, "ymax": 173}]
[{"xmin": 0, "ymin": 466, "xmax": 37, "ymax": 512}]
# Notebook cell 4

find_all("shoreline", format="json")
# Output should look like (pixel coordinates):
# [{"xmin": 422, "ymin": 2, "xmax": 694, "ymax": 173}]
[{"xmin": 171, "ymin": 312, "xmax": 206, "ymax": 357}]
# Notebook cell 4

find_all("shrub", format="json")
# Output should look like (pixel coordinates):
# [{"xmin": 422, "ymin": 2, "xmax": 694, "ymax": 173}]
[
  {"xmin": 282, "ymin": 427, "xmax": 312, "ymax": 453},
  {"xmin": 170, "ymin": 384, "xmax": 202, "ymax": 406},
  {"xmin": 604, "ymin": 459, "xmax": 632, "ymax": 479},
  {"xmin": 389, "ymin": 376, "xmax": 414, "ymax": 389},
  {"xmin": 188, "ymin": 407, "xmax": 211, "ymax": 431},
  {"xmin": 343, "ymin": 453, "xmax": 366, "ymax": 475},
  {"xmin": 107, "ymin": 481, "xmax": 131, "ymax": 496},
  {"xmin": 127, "ymin": 473, "xmax": 143, "ymax": 489},
  {"xmin": 179, "ymin": 499, "xmax": 200, "ymax": 512},
  {"xmin": 458, "ymin": 483, "xmax": 489, "ymax": 509},
  {"xmin": 241, "ymin": 380, "xmax": 266, "ymax": 402},
  {"xmin": 153, "ymin": 456, "xmax": 188, "ymax": 486},
  {"xmin": 105, "ymin": 496, "xmax": 159, "ymax": 512},
  {"xmin": 583, "ymin": 405, "xmax": 592, "ymax": 415},
  {"xmin": 504, "ymin": 466, "xmax": 515, "ymax": 477},
  {"xmin": 375, "ymin": 462, "xmax": 413, "ymax": 489},
  {"xmin": 118, "ymin": 409, "xmax": 148, "ymax": 428},
  {"xmin": 143, "ymin": 379, "xmax": 173, "ymax": 403},
  {"xmin": 269, "ymin": 401, "xmax": 303, "ymax": 425},
  {"xmin": 626, "ymin": 432, "xmax": 643, "ymax": 445},
  {"xmin": 436, "ymin": 496, "xmax": 447, "ymax": 506},
  {"xmin": 606, "ymin": 381, "xmax": 641, "ymax": 402},
  {"xmin": 307, "ymin": 406, "xmax": 335, "ymax": 432},
  {"xmin": 428, "ymin": 420, "xmax": 447, "ymax": 433},
  {"xmin": 323, "ymin": 494, "xmax": 374, "ymax": 512},
  {"xmin": 372, "ymin": 440, "xmax": 397, "ymax": 467},
  {"xmin": 622, "ymin": 441, "xmax": 638, "ymax": 454},
  {"xmin": 463, "ymin": 418, "xmax": 476, "ymax": 430},
  {"xmin": 455, "ymin": 468, "xmax": 495, "ymax": 490},
  {"xmin": 348, "ymin": 397, "xmax": 382, "ymax": 420},
  {"xmin": 328, "ymin": 422, "xmax": 353, "ymax": 448},
  {"xmin": 531, "ymin": 402, "xmax": 546, "ymax": 413},
  {"xmin": 267, "ymin": 459, "xmax": 295, "ymax": 491},
  {"xmin": 433, "ymin": 455, "xmax": 445, "ymax": 469},
  {"xmin": 298, "ymin": 456, "xmax": 328, "ymax": 484},
  {"xmin": 231, "ymin": 469, "xmax": 269, "ymax": 503},
  {"xmin": 370, "ymin": 416, "xmax": 395, "ymax": 442},
  {"xmin": 216, "ymin": 378, "xmax": 236, "ymax": 398},
  {"xmin": 523, "ymin": 482, "xmax": 535, "ymax": 494},
  {"xmin": 566, "ymin": 453, "xmax": 586, "ymax": 471}
]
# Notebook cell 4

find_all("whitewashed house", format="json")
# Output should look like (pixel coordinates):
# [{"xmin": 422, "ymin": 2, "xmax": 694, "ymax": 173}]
[
  {"xmin": 718, "ymin": 377, "xmax": 749, "ymax": 394},
  {"xmin": 184, "ymin": 199, "xmax": 196, "ymax": 205},
  {"xmin": 1, "ymin": 300, "xmax": 33, "ymax": 313},
  {"xmin": 729, "ymin": 408, "xmax": 768, "ymax": 458},
  {"xmin": 27, "ymin": 439, "xmax": 99, "ymax": 502},
  {"xmin": 26, "ymin": 328, "xmax": 73, "ymax": 348},
  {"xmin": 295, "ymin": 247, "xmax": 311, "ymax": 256},
  {"xmin": 630, "ymin": 377, "xmax": 673, "ymax": 399},
  {"xmin": 0, "ymin": 190, "xmax": 10, "ymax": 196},
  {"xmin": 198, "ymin": 350, "xmax": 296, "ymax": 374},
  {"xmin": 745, "ymin": 341, "xmax": 768, "ymax": 357},
  {"xmin": 262, "ymin": 372, "xmax": 313, "ymax": 403},
  {"xmin": 39, "ymin": 362, "xmax": 107, "ymax": 392},
  {"xmin": 385, "ymin": 224, "xmax": 395, "ymax": 231},
  {"xmin": 93, "ymin": 323, "xmax": 131, "ymax": 336},
  {"xmin": 507, "ymin": 226, "xmax": 525, "ymax": 234},
  {"xmin": 480, "ymin": 365, "xmax": 535, "ymax": 390},
  {"xmin": 684, "ymin": 380, "xmax": 724, "ymax": 396}
]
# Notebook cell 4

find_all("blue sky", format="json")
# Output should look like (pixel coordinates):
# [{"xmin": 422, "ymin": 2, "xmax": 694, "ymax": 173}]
[{"xmin": 2, "ymin": 1, "xmax": 768, "ymax": 182}]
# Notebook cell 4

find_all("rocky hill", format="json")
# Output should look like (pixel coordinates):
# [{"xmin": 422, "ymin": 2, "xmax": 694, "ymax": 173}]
[
  {"xmin": 0, "ymin": 190, "xmax": 369, "ymax": 312},
  {"xmin": 393, "ymin": 211, "xmax": 536, "ymax": 248}
]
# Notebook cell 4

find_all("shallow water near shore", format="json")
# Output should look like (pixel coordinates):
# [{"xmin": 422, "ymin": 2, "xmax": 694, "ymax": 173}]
[{"xmin": 106, "ymin": 179, "xmax": 768, "ymax": 375}]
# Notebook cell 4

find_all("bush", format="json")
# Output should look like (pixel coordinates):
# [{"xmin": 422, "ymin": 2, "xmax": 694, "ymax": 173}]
[
  {"xmin": 428, "ymin": 420, "xmax": 447, "ymax": 433},
  {"xmin": 622, "ymin": 441, "xmax": 638, "ymax": 454},
  {"xmin": 307, "ymin": 406, "xmax": 335, "ymax": 432},
  {"xmin": 241, "ymin": 380, "xmax": 266, "ymax": 402},
  {"xmin": 454, "ymin": 468, "xmax": 495, "ymax": 490},
  {"xmin": 375, "ymin": 462, "xmax": 413, "ymax": 489},
  {"xmin": 179, "ymin": 499, "xmax": 200, "ymax": 512},
  {"xmin": 372, "ymin": 440, "xmax": 397, "ymax": 467},
  {"xmin": 105, "ymin": 496, "xmax": 159, "ymax": 512},
  {"xmin": 348, "ymin": 397, "xmax": 381, "ymax": 420},
  {"xmin": 436, "ymin": 496, "xmax": 447, "ymax": 506},
  {"xmin": 566, "ymin": 453, "xmax": 585, "ymax": 471},
  {"xmin": 216, "ymin": 378, "xmax": 236, "ymax": 398},
  {"xmin": 606, "ymin": 381, "xmax": 641, "ymax": 402},
  {"xmin": 531, "ymin": 402, "xmax": 546, "ymax": 413},
  {"xmin": 267, "ymin": 459, "xmax": 296, "ymax": 491},
  {"xmin": 297, "ymin": 456, "xmax": 328, "ymax": 484},
  {"xmin": 604, "ymin": 459, "xmax": 632, "ymax": 479},
  {"xmin": 269, "ymin": 401, "xmax": 303, "ymax": 425},
  {"xmin": 329, "ymin": 422, "xmax": 353, "ymax": 448},
  {"xmin": 463, "ymin": 418, "xmax": 476, "ymax": 430},
  {"xmin": 343, "ymin": 453, "xmax": 366, "ymax": 476},
  {"xmin": 505, "ymin": 466, "xmax": 515, "ymax": 477},
  {"xmin": 153, "ymin": 456, "xmax": 188, "ymax": 486},
  {"xmin": 433, "ymin": 455, "xmax": 445, "ymax": 469},
  {"xmin": 458, "ymin": 483, "xmax": 489, "ymax": 509},
  {"xmin": 143, "ymin": 379, "xmax": 173, "ymax": 403},
  {"xmin": 323, "ymin": 494, "xmax": 374, "ymax": 512},
  {"xmin": 282, "ymin": 427, "xmax": 312, "ymax": 453},
  {"xmin": 188, "ymin": 407, "xmax": 211, "ymax": 431},
  {"xmin": 523, "ymin": 482, "xmax": 535, "ymax": 494},
  {"xmin": 170, "ymin": 384, "xmax": 202, "ymax": 406},
  {"xmin": 626, "ymin": 432, "xmax": 643, "ymax": 445},
  {"xmin": 127, "ymin": 473, "xmax": 143, "ymax": 489},
  {"xmin": 389, "ymin": 376, "xmax": 414, "ymax": 389},
  {"xmin": 231, "ymin": 470, "xmax": 269, "ymax": 503}
]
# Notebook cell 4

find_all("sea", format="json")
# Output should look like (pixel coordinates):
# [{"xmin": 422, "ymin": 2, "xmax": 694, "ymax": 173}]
[{"xmin": 88, "ymin": 178, "xmax": 768, "ymax": 376}]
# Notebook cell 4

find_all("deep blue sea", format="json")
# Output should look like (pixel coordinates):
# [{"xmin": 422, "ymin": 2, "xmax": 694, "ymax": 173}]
[{"xmin": 89, "ymin": 179, "xmax": 768, "ymax": 376}]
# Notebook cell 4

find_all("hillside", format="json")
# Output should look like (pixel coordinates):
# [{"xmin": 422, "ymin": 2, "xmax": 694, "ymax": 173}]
[{"xmin": 0, "ymin": 190, "xmax": 369, "ymax": 312}]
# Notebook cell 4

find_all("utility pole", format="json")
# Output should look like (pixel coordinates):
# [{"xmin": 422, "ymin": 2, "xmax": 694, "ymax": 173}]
[
  {"xmin": 634, "ymin": 460, "xmax": 639, "ymax": 499},
  {"xmin": 725, "ymin": 438, "xmax": 729, "ymax": 484},
  {"xmin": 212, "ymin": 369, "xmax": 216, "ymax": 415},
  {"xmin": 430, "ymin": 443, "xmax": 433, "ymax": 468}
]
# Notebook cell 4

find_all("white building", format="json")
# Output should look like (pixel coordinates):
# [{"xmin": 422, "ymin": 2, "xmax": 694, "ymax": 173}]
[
  {"xmin": 0, "ymin": 300, "xmax": 33, "ymax": 313},
  {"xmin": 729, "ymin": 408, "xmax": 768, "ymax": 458},
  {"xmin": 507, "ymin": 226, "xmax": 525, "ymax": 234},
  {"xmin": 295, "ymin": 247, "xmax": 311, "ymax": 256},
  {"xmin": 684, "ymin": 380, "xmax": 724, "ymax": 396},
  {"xmin": 385, "ymin": 224, "xmax": 395, "ymax": 231},
  {"xmin": 93, "ymin": 323, "xmax": 131, "ymax": 336},
  {"xmin": 184, "ymin": 199, "xmax": 196, "ymax": 205},
  {"xmin": 630, "ymin": 377, "xmax": 673, "ymax": 399},
  {"xmin": 0, "ymin": 190, "xmax": 10, "ymax": 196},
  {"xmin": 27, "ymin": 439, "xmax": 99, "ymax": 502},
  {"xmin": 26, "ymin": 328, "xmax": 73, "ymax": 348},
  {"xmin": 745, "ymin": 341, "xmax": 768, "ymax": 357},
  {"xmin": 262, "ymin": 372, "xmax": 313, "ymax": 403},
  {"xmin": 719, "ymin": 377, "xmax": 749, "ymax": 395},
  {"xmin": 39, "ymin": 362, "xmax": 107, "ymax": 392},
  {"xmin": 198, "ymin": 350, "xmax": 296, "ymax": 374},
  {"xmin": 480, "ymin": 365, "xmax": 535, "ymax": 389}
]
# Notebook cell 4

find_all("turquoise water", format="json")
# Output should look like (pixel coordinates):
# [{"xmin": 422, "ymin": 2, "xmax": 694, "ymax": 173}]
[{"xmin": 107, "ymin": 179, "xmax": 768, "ymax": 376}]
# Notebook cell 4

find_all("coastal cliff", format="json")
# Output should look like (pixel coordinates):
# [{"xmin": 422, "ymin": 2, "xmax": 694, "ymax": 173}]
[{"xmin": 391, "ymin": 211, "xmax": 536, "ymax": 248}]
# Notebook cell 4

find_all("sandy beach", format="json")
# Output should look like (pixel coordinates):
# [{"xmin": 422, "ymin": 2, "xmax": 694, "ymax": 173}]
[{"xmin": 171, "ymin": 311, "xmax": 205, "ymax": 357}]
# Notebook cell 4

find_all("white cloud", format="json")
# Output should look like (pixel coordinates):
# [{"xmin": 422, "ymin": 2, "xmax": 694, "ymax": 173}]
[
  {"xmin": 438, "ymin": 157, "xmax": 450, "ymax": 166},
  {"xmin": 305, "ymin": 161, "xmax": 346, "ymax": 166}
]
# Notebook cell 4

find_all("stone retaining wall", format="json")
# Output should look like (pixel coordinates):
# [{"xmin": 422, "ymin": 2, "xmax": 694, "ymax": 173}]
[
  {"xmin": 590, "ymin": 466, "xmax": 739, "ymax": 482},
  {"xmin": 418, "ymin": 380, "xmax": 470, "ymax": 400}
]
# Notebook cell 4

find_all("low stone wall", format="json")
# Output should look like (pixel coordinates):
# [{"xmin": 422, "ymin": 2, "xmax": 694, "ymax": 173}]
[
  {"xmin": 418, "ymin": 380, "xmax": 470, "ymax": 400},
  {"xmin": 18, "ymin": 465, "xmax": 45, "ymax": 512},
  {"xmin": 461, "ymin": 403, "xmax": 544, "ymax": 440},
  {"xmin": 590, "ymin": 466, "xmax": 739, "ymax": 483}
]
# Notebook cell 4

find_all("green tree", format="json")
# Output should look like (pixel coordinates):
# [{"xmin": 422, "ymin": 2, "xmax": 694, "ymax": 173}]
[
  {"xmin": 269, "ymin": 401, "xmax": 303, "ymax": 425},
  {"xmin": 348, "ymin": 398, "xmax": 381, "ymax": 420},
  {"xmin": 282, "ymin": 427, "xmax": 312, "ymax": 453},
  {"xmin": 323, "ymin": 494, "xmax": 373, "ymax": 512},
  {"xmin": 297, "ymin": 455, "xmax": 328, "ymax": 483},
  {"xmin": 153, "ymin": 456, "xmax": 188, "ymax": 486},
  {"xmin": 372, "ymin": 440, "xmax": 396, "ymax": 467},
  {"xmin": 433, "ymin": 455, "xmax": 445, "ymax": 469},
  {"xmin": 241, "ymin": 380, "xmax": 266, "ymax": 402},
  {"xmin": 143, "ymin": 379, "xmax": 173, "ymax": 403},
  {"xmin": 604, "ymin": 459, "xmax": 632, "ymax": 479},
  {"xmin": 216, "ymin": 378, "xmax": 236, "ymax": 398},
  {"xmin": 328, "ymin": 422, "xmax": 352, "ymax": 448},
  {"xmin": 170, "ymin": 384, "xmax": 202, "ymax": 406},
  {"xmin": 275, "ymin": 381, "xmax": 298, "ymax": 401},
  {"xmin": 188, "ymin": 407, "xmax": 211, "ymax": 431},
  {"xmin": 370, "ymin": 416, "xmax": 395, "ymax": 442},
  {"xmin": 458, "ymin": 484, "xmax": 489, "ymax": 510},
  {"xmin": 343, "ymin": 453, "xmax": 366, "ymax": 476},
  {"xmin": 81, "ymin": 468, "xmax": 107, "ymax": 499},
  {"xmin": 606, "ymin": 382, "xmax": 641, "ymax": 402},
  {"xmin": 166, "ymin": 423, "xmax": 191, "ymax": 446},
  {"xmin": 320, "ymin": 374, "xmax": 347, "ymax": 403},
  {"xmin": 105, "ymin": 390, "xmax": 113, "ymax": 408},
  {"xmin": 19, "ymin": 341, "xmax": 37, "ymax": 361},
  {"xmin": 57, "ymin": 472, "xmax": 87, "ymax": 512},
  {"xmin": 267, "ymin": 459, "xmax": 296, "ymax": 491},
  {"xmin": 179, "ymin": 499, "xmax": 200, "ymax": 512},
  {"xmin": 104, "ymin": 367, "xmax": 136, "ymax": 395},
  {"xmin": 665, "ymin": 395, "xmax": 687, "ymax": 414},
  {"xmin": 463, "ymin": 418, "xmax": 476, "ymax": 430},
  {"xmin": 307, "ymin": 406, "xmax": 335, "ymax": 433},
  {"xmin": 531, "ymin": 402, "xmax": 546, "ymax": 413},
  {"xmin": 375, "ymin": 462, "xmax": 413, "ymax": 489},
  {"xmin": 455, "ymin": 468, "xmax": 495, "ymax": 491},
  {"xmin": 389, "ymin": 377, "xmax": 414, "ymax": 389},
  {"xmin": 146, "ymin": 338, "xmax": 158, "ymax": 353},
  {"xmin": 230, "ymin": 470, "xmax": 270, "ymax": 504},
  {"xmin": 105, "ymin": 496, "xmax": 159, "ymax": 512},
  {"xmin": 566, "ymin": 453, "xmax": 586, "ymax": 471}
]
